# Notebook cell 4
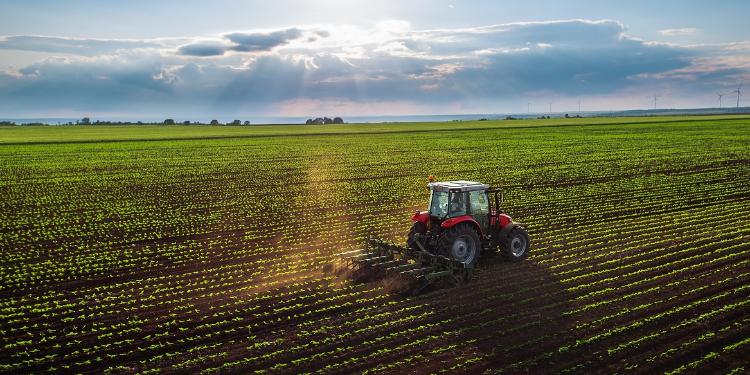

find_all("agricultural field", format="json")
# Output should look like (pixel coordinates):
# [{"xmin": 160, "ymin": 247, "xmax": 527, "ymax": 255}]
[{"xmin": 1, "ymin": 115, "xmax": 749, "ymax": 373}]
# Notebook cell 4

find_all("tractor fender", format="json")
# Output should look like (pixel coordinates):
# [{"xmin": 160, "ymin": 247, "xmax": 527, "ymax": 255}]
[
  {"xmin": 490, "ymin": 213, "xmax": 512, "ymax": 227},
  {"xmin": 441, "ymin": 215, "xmax": 483, "ymax": 236},
  {"xmin": 411, "ymin": 211, "xmax": 429, "ymax": 225},
  {"xmin": 499, "ymin": 222, "xmax": 525, "ymax": 240}
]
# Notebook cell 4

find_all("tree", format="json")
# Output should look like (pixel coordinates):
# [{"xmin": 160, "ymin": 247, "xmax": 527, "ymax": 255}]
[
  {"xmin": 243, "ymin": 120, "xmax": 251, "ymax": 126},
  {"xmin": 230, "ymin": 120, "xmax": 241, "ymax": 126},
  {"xmin": 163, "ymin": 118, "xmax": 175, "ymax": 125},
  {"xmin": 210, "ymin": 119, "xmax": 219, "ymax": 125},
  {"xmin": 333, "ymin": 117, "xmax": 344, "ymax": 124},
  {"xmin": 323, "ymin": 117, "xmax": 333, "ymax": 124},
  {"xmin": 183, "ymin": 120, "xmax": 191, "ymax": 125},
  {"xmin": 305, "ymin": 119, "xmax": 313, "ymax": 125},
  {"xmin": 79, "ymin": 117, "xmax": 91, "ymax": 125}
]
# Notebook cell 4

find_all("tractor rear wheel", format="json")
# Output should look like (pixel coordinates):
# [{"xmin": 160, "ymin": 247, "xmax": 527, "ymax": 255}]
[
  {"xmin": 439, "ymin": 223, "xmax": 480, "ymax": 267},
  {"xmin": 501, "ymin": 226, "xmax": 530, "ymax": 262},
  {"xmin": 407, "ymin": 222, "xmax": 427, "ymax": 250}
]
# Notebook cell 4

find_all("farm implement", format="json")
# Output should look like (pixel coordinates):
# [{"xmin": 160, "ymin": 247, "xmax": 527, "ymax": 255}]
[
  {"xmin": 343, "ymin": 178, "xmax": 530, "ymax": 292},
  {"xmin": 342, "ymin": 237, "xmax": 473, "ymax": 289}
]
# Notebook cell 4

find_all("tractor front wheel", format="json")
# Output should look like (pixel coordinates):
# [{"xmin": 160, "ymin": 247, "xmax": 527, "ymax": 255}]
[
  {"xmin": 439, "ymin": 224, "xmax": 480, "ymax": 268},
  {"xmin": 501, "ymin": 226, "xmax": 530, "ymax": 262},
  {"xmin": 407, "ymin": 222, "xmax": 427, "ymax": 250}
]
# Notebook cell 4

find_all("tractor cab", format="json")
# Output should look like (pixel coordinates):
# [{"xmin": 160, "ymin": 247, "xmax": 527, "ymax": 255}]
[
  {"xmin": 424, "ymin": 180, "xmax": 511, "ymax": 234},
  {"xmin": 427, "ymin": 181, "xmax": 490, "ymax": 229}
]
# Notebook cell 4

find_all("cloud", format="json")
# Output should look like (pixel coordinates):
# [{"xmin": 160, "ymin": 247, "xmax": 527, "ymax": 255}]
[
  {"xmin": 659, "ymin": 28, "xmax": 699, "ymax": 36},
  {"xmin": 176, "ymin": 40, "xmax": 228, "ymax": 57},
  {"xmin": 0, "ymin": 28, "xmax": 312, "ymax": 58},
  {"xmin": 176, "ymin": 27, "xmax": 306, "ymax": 57},
  {"xmin": 0, "ymin": 19, "xmax": 748, "ymax": 116},
  {"xmin": 225, "ymin": 28, "xmax": 303, "ymax": 52},
  {"xmin": 0, "ymin": 35, "xmax": 164, "ymax": 56}
]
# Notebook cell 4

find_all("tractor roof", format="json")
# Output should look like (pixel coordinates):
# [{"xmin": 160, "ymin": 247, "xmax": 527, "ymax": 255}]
[{"xmin": 428, "ymin": 180, "xmax": 489, "ymax": 192}]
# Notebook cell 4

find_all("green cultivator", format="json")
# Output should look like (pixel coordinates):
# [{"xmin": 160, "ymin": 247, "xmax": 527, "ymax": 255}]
[{"xmin": 342, "ymin": 237, "xmax": 474, "ymax": 292}]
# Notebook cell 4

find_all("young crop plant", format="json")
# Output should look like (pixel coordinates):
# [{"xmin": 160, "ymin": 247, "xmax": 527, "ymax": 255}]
[{"xmin": 0, "ymin": 116, "xmax": 748, "ymax": 373}]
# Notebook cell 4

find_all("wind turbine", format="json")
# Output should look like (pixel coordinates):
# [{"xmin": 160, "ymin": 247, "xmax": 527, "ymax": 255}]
[
  {"xmin": 731, "ymin": 83, "xmax": 743, "ymax": 108},
  {"xmin": 653, "ymin": 94, "xmax": 660, "ymax": 110},
  {"xmin": 717, "ymin": 92, "xmax": 725, "ymax": 108}
]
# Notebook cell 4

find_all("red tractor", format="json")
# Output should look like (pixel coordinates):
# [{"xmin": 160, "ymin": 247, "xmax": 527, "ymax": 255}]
[
  {"xmin": 407, "ymin": 180, "xmax": 530, "ymax": 268},
  {"xmin": 344, "ymin": 179, "xmax": 529, "ymax": 286}
]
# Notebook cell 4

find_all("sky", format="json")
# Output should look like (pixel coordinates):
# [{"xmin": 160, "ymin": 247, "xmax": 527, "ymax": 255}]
[{"xmin": 0, "ymin": 0, "xmax": 749, "ymax": 119}]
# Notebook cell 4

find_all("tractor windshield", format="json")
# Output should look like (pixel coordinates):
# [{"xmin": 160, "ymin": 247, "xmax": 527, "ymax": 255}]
[{"xmin": 429, "ymin": 190, "xmax": 467, "ymax": 218}]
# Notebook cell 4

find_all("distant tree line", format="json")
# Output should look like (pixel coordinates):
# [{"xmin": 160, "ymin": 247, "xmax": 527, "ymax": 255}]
[
  {"xmin": 0, "ymin": 114, "xmax": 593, "ymax": 127},
  {"xmin": 166, "ymin": 118, "xmax": 252, "ymax": 126},
  {"xmin": 305, "ymin": 117, "xmax": 344, "ymax": 125},
  {"xmin": 23, "ymin": 117, "xmax": 260, "ymax": 126}
]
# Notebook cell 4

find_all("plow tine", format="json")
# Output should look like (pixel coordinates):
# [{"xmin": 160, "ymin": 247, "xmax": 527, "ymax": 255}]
[
  {"xmin": 370, "ymin": 259, "xmax": 401, "ymax": 269},
  {"xmin": 421, "ymin": 270, "xmax": 453, "ymax": 280},
  {"xmin": 370, "ymin": 260, "xmax": 402, "ymax": 268},
  {"xmin": 355, "ymin": 255, "xmax": 393, "ymax": 264},
  {"xmin": 386, "ymin": 263, "xmax": 420, "ymax": 272},
  {"xmin": 368, "ymin": 239, "xmax": 406, "ymax": 253},
  {"xmin": 400, "ymin": 267, "xmax": 435, "ymax": 276}
]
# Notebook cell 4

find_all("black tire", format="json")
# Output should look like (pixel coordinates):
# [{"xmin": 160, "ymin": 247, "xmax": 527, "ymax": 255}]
[
  {"xmin": 501, "ymin": 226, "xmax": 530, "ymax": 262},
  {"xmin": 407, "ymin": 222, "xmax": 427, "ymax": 250},
  {"xmin": 439, "ymin": 223, "xmax": 480, "ymax": 268}
]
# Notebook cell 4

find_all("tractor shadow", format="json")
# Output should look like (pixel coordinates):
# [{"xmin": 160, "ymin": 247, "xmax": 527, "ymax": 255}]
[{"xmin": 406, "ymin": 256, "xmax": 577, "ymax": 370}]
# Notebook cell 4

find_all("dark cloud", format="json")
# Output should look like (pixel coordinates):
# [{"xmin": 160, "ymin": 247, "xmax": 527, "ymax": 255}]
[
  {"xmin": 176, "ymin": 27, "xmax": 305, "ymax": 56},
  {"xmin": 446, "ymin": 39, "xmax": 694, "ymax": 96},
  {"xmin": 0, "ymin": 55, "xmax": 172, "ymax": 113},
  {"xmin": 225, "ymin": 28, "xmax": 302, "ymax": 52},
  {"xmin": 176, "ymin": 41, "xmax": 227, "ymax": 57}
]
